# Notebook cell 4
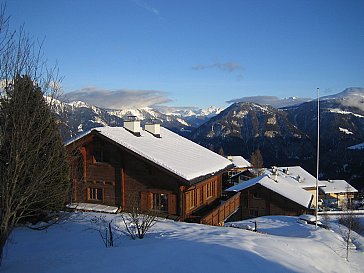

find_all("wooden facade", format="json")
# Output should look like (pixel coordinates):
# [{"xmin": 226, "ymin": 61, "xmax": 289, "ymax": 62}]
[
  {"xmin": 237, "ymin": 184, "xmax": 308, "ymax": 220},
  {"xmin": 67, "ymin": 131, "xmax": 229, "ymax": 222},
  {"xmin": 319, "ymin": 191, "xmax": 356, "ymax": 208}
]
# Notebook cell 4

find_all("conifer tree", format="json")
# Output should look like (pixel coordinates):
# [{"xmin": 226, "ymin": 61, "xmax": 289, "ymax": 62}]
[
  {"xmin": 0, "ymin": 75, "xmax": 69, "ymax": 264},
  {"xmin": 0, "ymin": 5, "xmax": 69, "ymax": 264},
  {"xmin": 250, "ymin": 149, "xmax": 264, "ymax": 175}
]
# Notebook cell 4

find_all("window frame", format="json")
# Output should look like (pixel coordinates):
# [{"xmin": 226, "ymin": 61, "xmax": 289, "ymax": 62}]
[
  {"xmin": 152, "ymin": 193, "xmax": 169, "ymax": 212},
  {"xmin": 188, "ymin": 190, "xmax": 195, "ymax": 209},
  {"xmin": 206, "ymin": 181, "xmax": 214, "ymax": 199},
  {"xmin": 88, "ymin": 187, "xmax": 103, "ymax": 201}
]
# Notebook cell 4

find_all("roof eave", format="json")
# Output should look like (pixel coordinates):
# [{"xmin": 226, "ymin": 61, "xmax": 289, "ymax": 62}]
[
  {"xmin": 65, "ymin": 128, "xmax": 234, "ymax": 186},
  {"xmin": 188, "ymin": 164, "xmax": 234, "ymax": 185},
  {"xmin": 91, "ymin": 130, "xmax": 191, "ymax": 185}
]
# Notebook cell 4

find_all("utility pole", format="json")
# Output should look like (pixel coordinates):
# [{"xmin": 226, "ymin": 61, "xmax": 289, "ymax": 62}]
[{"xmin": 315, "ymin": 88, "xmax": 320, "ymax": 229}]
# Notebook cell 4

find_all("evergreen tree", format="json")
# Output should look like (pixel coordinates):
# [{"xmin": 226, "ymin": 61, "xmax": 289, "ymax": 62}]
[
  {"xmin": 250, "ymin": 149, "xmax": 264, "ymax": 175},
  {"xmin": 0, "ymin": 75, "xmax": 69, "ymax": 264}
]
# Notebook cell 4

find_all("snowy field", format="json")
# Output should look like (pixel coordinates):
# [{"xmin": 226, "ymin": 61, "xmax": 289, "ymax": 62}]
[{"xmin": 1, "ymin": 212, "xmax": 364, "ymax": 273}]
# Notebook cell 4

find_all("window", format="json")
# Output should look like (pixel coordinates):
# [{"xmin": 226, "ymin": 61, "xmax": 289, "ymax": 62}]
[
  {"xmin": 199, "ymin": 188, "xmax": 203, "ymax": 205},
  {"xmin": 206, "ymin": 181, "xmax": 214, "ymax": 198},
  {"xmin": 188, "ymin": 191, "xmax": 195, "ymax": 209},
  {"xmin": 94, "ymin": 149, "xmax": 110, "ymax": 163},
  {"xmin": 152, "ymin": 193, "xmax": 168, "ymax": 212},
  {"xmin": 88, "ymin": 187, "xmax": 103, "ymax": 201}
]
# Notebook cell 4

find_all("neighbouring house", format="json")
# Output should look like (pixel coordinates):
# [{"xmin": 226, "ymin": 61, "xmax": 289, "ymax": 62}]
[
  {"xmin": 226, "ymin": 170, "xmax": 255, "ymax": 188},
  {"xmin": 65, "ymin": 120, "xmax": 239, "ymax": 225},
  {"xmin": 225, "ymin": 171, "xmax": 313, "ymax": 220},
  {"xmin": 224, "ymin": 155, "xmax": 253, "ymax": 189},
  {"xmin": 319, "ymin": 179, "xmax": 358, "ymax": 208},
  {"xmin": 265, "ymin": 167, "xmax": 358, "ymax": 210},
  {"xmin": 227, "ymin": 155, "xmax": 252, "ymax": 176},
  {"xmin": 264, "ymin": 166, "xmax": 326, "ymax": 209}
]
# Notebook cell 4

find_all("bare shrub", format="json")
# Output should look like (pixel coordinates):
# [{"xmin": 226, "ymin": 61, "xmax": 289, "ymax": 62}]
[
  {"xmin": 90, "ymin": 215, "xmax": 123, "ymax": 248},
  {"xmin": 338, "ymin": 188, "xmax": 364, "ymax": 261},
  {"xmin": 120, "ymin": 197, "xmax": 157, "ymax": 240}
]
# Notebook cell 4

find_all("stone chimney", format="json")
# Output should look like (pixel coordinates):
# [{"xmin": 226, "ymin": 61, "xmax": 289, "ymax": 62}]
[
  {"xmin": 123, "ymin": 116, "xmax": 141, "ymax": 136},
  {"xmin": 145, "ymin": 121, "xmax": 161, "ymax": 138}
]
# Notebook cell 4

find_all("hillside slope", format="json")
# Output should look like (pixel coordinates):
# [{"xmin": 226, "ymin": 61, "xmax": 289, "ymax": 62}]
[{"xmin": 2, "ymin": 213, "xmax": 363, "ymax": 273}]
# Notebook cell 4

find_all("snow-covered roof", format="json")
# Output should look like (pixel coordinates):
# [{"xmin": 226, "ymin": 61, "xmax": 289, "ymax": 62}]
[
  {"xmin": 227, "ymin": 156, "xmax": 252, "ymax": 168},
  {"xmin": 226, "ymin": 174, "xmax": 313, "ymax": 208},
  {"xmin": 348, "ymin": 142, "xmax": 364, "ymax": 150},
  {"xmin": 265, "ymin": 166, "xmax": 326, "ymax": 188},
  {"xmin": 66, "ymin": 126, "xmax": 233, "ymax": 182},
  {"xmin": 320, "ymin": 180, "xmax": 358, "ymax": 194}
]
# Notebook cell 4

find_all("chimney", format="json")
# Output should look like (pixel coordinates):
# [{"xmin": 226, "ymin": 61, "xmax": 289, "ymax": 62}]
[
  {"xmin": 123, "ymin": 116, "xmax": 141, "ymax": 136},
  {"xmin": 269, "ymin": 173, "xmax": 278, "ymax": 182},
  {"xmin": 145, "ymin": 120, "xmax": 161, "ymax": 138}
]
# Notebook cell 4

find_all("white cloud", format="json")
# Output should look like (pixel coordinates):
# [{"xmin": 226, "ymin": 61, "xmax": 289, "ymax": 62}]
[
  {"xmin": 131, "ymin": 0, "xmax": 160, "ymax": 17},
  {"xmin": 64, "ymin": 87, "xmax": 171, "ymax": 109},
  {"xmin": 341, "ymin": 96, "xmax": 364, "ymax": 112},
  {"xmin": 192, "ymin": 62, "xmax": 243, "ymax": 72}
]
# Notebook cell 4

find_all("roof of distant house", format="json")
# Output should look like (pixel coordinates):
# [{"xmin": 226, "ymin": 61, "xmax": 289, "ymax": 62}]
[
  {"xmin": 265, "ymin": 166, "xmax": 326, "ymax": 188},
  {"xmin": 227, "ymin": 156, "xmax": 252, "ymax": 168},
  {"xmin": 225, "ymin": 173, "xmax": 313, "ymax": 208},
  {"xmin": 65, "ymin": 126, "xmax": 233, "ymax": 182},
  {"xmin": 320, "ymin": 180, "xmax": 358, "ymax": 194}
]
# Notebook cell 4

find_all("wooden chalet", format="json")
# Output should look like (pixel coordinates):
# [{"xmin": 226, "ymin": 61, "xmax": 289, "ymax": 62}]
[
  {"xmin": 268, "ymin": 166, "xmax": 326, "ymax": 209},
  {"xmin": 262, "ymin": 166, "xmax": 359, "ymax": 210},
  {"xmin": 225, "ymin": 171, "xmax": 313, "ymax": 220},
  {"xmin": 224, "ymin": 156, "xmax": 253, "ymax": 189},
  {"xmin": 65, "ymin": 120, "xmax": 239, "ymax": 225},
  {"xmin": 226, "ymin": 155, "xmax": 252, "ymax": 176},
  {"xmin": 319, "ymin": 179, "xmax": 358, "ymax": 208}
]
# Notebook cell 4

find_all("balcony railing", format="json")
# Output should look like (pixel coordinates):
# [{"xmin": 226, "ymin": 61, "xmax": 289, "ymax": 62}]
[{"xmin": 200, "ymin": 192, "xmax": 241, "ymax": 226}]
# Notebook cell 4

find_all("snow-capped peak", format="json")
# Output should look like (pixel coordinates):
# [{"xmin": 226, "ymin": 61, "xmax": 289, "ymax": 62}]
[
  {"xmin": 322, "ymin": 87, "xmax": 364, "ymax": 100},
  {"xmin": 68, "ymin": 100, "xmax": 91, "ymax": 108},
  {"xmin": 200, "ymin": 106, "xmax": 222, "ymax": 117},
  {"xmin": 321, "ymin": 87, "xmax": 364, "ymax": 112}
]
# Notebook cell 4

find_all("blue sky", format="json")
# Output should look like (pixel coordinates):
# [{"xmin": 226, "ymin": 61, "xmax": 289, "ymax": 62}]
[{"xmin": 6, "ymin": 0, "xmax": 364, "ymax": 109}]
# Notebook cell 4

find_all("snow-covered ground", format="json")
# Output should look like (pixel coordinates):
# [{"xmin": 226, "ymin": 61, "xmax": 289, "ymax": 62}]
[{"xmin": 2, "ymin": 213, "xmax": 363, "ymax": 273}]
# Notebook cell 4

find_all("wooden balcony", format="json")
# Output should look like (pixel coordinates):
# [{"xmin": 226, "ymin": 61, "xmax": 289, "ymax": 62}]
[{"xmin": 199, "ymin": 192, "xmax": 241, "ymax": 226}]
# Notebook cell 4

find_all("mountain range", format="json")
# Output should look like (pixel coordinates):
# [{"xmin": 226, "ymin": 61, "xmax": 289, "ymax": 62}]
[
  {"xmin": 52, "ymin": 99, "xmax": 221, "ymax": 139},
  {"xmin": 54, "ymin": 87, "xmax": 364, "ymax": 190},
  {"xmin": 190, "ymin": 87, "xmax": 364, "ymax": 190}
]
